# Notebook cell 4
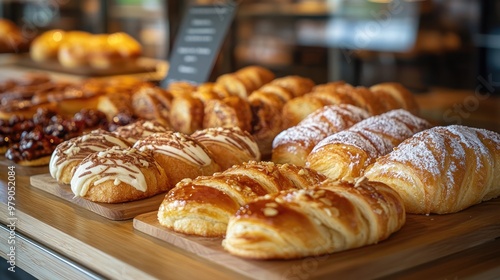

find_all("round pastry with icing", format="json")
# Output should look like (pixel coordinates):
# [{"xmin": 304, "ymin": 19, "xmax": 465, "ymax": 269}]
[
  {"xmin": 112, "ymin": 119, "xmax": 170, "ymax": 144},
  {"xmin": 50, "ymin": 129, "xmax": 131, "ymax": 184},
  {"xmin": 191, "ymin": 126, "xmax": 261, "ymax": 170},
  {"xmin": 70, "ymin": 146, "xmax": 170, "ymax": 203},
  {"xmin": 133, "ymin": 131, "xmax": 221, "ymax": 186}
]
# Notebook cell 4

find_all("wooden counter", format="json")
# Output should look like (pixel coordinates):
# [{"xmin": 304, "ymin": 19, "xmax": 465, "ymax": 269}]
[{"xmin": 1, "ymin": 59, "xmax": 500, "ymax": 278}]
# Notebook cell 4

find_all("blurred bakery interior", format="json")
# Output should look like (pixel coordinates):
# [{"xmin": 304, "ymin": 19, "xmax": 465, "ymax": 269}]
[
  {"xmin": 1, "ymin": 1, "xmax": 500, "ymax": 280},
  {"xmin": 1, "ymin": 0, "xmax": 499, "ymax": 132},
  {"xmin": 0, "ymin": 0, "xmax": 497, "ymax": 88}
]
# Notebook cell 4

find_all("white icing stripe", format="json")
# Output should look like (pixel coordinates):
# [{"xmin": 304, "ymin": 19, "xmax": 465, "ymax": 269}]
[
  {"xmin": 70, "ymin": 148, "xmax": 149, "ymax": 196},
  {"xmin": 134, "ymin": 132, "xmax": 214, "ymax": 166},
  {"xmin": 139, "ymin": 142, "xmax": 213, "ymax": 166},
  {"xmin": 198, "ymin": 133, "xmax": 260, "ymax": 158},
  {"xmin": 49, "ymin": 133, "xmax": 130, "ymax": 182}
]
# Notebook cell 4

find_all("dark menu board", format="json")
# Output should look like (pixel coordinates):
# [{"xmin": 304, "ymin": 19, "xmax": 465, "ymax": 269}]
[{"xmin": 161, "ymin": 4, "xmax": 237, "ymax": 88}]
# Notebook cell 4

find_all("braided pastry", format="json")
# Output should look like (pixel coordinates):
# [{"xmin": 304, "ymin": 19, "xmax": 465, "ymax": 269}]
[
  {"xmin": 364, "ymin": 125, "xmax": 500, "ymax": 214},
  {"xmin": 157, "ymin": 161, "xmax": 326, "ymax": 237},
  {"xmin": 222, "ymin": 179, "xmax": 405, "ymax": 259}
]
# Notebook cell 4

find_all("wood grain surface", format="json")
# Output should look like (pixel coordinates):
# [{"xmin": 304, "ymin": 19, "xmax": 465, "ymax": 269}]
[
  {"xmin": 133, "ymin": 196, "xmax": 500, "ymax": 279},
  {"xmin": 30, "ymin": 173, "xmax": 166, "ymax": 220}
]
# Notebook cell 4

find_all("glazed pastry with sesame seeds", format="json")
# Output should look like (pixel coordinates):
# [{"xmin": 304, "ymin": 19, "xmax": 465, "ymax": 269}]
[
  {"xmin": 222, "ymin": 179, "xmax": 405, "ymax": 259},
  {"xmin": 157, "ymin": 161, "xmax": 327, "ymax": 237},
  {"xmin": 70, "ymin": 146, "xmax": 171, "ymax": 203}
]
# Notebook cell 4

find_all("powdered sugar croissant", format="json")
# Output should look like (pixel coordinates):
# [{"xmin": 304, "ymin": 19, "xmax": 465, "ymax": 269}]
[
  {"xmin": 363, "ymin": 125, "xmax": 500, "ymax": 214},
  {"xmin": 306, "ymin": 109, "xmax": 431, "ymax": 183}
]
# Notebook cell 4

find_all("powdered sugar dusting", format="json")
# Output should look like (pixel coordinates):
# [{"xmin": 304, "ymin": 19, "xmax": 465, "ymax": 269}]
[
  {"xmin": 313, "ymin": 130, "xmax": 379, "ymax": 159},
  {"xmin": 273, "ymin": 104, "xmax": 369, "ymax": 148}
]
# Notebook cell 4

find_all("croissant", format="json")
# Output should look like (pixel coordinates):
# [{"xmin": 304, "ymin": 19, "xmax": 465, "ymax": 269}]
[
  {"xmin": 157, "ymin": 161, "xmax": 326, "ymax": 237},
  {"xmin": 363, "ymin": 125, "xmax": 500, "ymax": 214},
  {"xmin": 168, "ymin": 95, "xmax": 204, "ymax": 135},
  {"xmin": 268, "ymin": 75, "xmax": 315, "ymax": 98},
  {"xmin": 369, "ymin": 82, "xmax": 419, "ymax": 114},
  {"xmin": 281, "ymin": 82, "xmax": 419, "ymax": 127},
  {"xmin": 131, "ymin": 83, "xmax": 173, "ymax": 127},
  {"xmin": 49, "ymin": 129, "xmax": 130, "ymax": 184},
  {"xmin": 191, "ymin": 126, "xmax": 261, "ymax": 170},
  {"xmin": 112, "ymin": 119, "xmax": 170, "ymax": 144},
  {"xmin": 306, "ymin": 109, "xmax": 431, "ymax": 183},
  {"xmin": 281, "ymin": 83, "xmax": 358, "ymax": 128},
  {"xmin": 222, "ymin": 179, "xmax": 405, "ymax": 259},
  {"xmin": 202, "ymin": 96, "xmax": 253, "ymax": 132},
  {"xmin": 133, "ymin": 131, "xmax": 221, "ymax": 187},
  {"xmin": 215, "ymin": 66, "xmax": 275, "ymax": 99},
  {"xmin": 272, "ymin": 104, "xmax": 370, "ymax": 166},
  {"xmin": 248, "ymin": 91, "xmax": 286, "ymax": 158},
  {"xmin": 70, "ymin": 146, "xmax": 170, "ymax": 203}
]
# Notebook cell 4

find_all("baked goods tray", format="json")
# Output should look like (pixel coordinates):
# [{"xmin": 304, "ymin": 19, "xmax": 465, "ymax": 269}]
[
  {"xmin": 30, "ymin": 173, "xmax": 165, "ymax": 220},
  {"xmin": 133, "ymin": 198, "xmax": 500, "ymax": 279},
  {"xmin": 15, "ymin": 54, "xmax": 160, "ymax": 77}
]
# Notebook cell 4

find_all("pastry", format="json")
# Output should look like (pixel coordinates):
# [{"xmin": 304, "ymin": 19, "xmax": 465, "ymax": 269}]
[
  {"xmin": 215, "ymin": 66, "xmax": 275, "ymax": 99},
  {"xmin": 4, "ymin": 126, "xmax": 63, "ymax": 166},
  {"xmin": 157, "ymin": 161, "xmax": 326, "ymax": 237},
  {"xmin": 363, "ymin": 125, "xmax": 500, "ymax": 214},
  {"xmin": 70, "ymin": 146, "xmax": 170, "ymax": 203},
  {"xmin": 370, "ymin": 82, "xmax": 419, "ymax": 114},
  {"xmin": 272, "ymin": 104, "xmax": 370, "ymax": 166},
  {"xmin": 131, "ymin": 83, "xmax": 173, "ymax": 127},
  {"xmin": 49, "ymin": 129, "xmax": 130, "ymax": 184},
  {"xmin": 306, "ymin": 109, "xmax": 431, "ymax": 183},
  {"xmin": 133, "ymin": 131, "xmax": 221, "ymax": 187},
  {"xmin": 248, "ymin": 91, "xmax": 286, "ymax": 158},
  {"xmin": 112, "ymin": 119, "xmax": 170, "ymax": 144},
  {"xmin": 202, "ymin": 96, "xmax": 253, "ymax": 133},
  {"xmin": 57, "ymin": 31, "xmax": 93, "ymax": 68},
  {"xmin": 168, "ymin": 95, "xmax": 204, "ymax": 134},
  {"xmin": 191, "ymin": 126, "xmax": 261, "ymax": 170},
  {"xmin": 222, "ymin": 179, "xmax": 405, "ymax": 259},
  {"xmin": 30, "ymin": 29, "xmax": 66, "ymax": 62},
  {"xmin": 268, "ymin": 75, "xmax": 315, "ymax": 98}
]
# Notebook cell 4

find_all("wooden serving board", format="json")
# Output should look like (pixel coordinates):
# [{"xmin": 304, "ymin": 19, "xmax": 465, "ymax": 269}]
[
  {"xmin": 134, "ymin": 198, "xmax": 500, "ymax": 279},
  {"xmin": 30, "ymin": 173, "xmax": 165, "ymax": 220}
]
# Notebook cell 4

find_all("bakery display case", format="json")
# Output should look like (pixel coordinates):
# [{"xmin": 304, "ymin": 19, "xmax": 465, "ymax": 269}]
[{"xmin": 1, "ymin": 1, "xmax": 500, "ymax": 280}]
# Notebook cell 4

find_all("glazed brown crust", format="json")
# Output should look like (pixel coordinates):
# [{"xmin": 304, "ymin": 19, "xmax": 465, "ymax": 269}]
[
  {"xmin": 222, "ymin": 179, "xmax": 405, "ymax": 259},
  {"xmin": 158, "ymin": 161, "xmax": 327, "ymax": 237}
]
